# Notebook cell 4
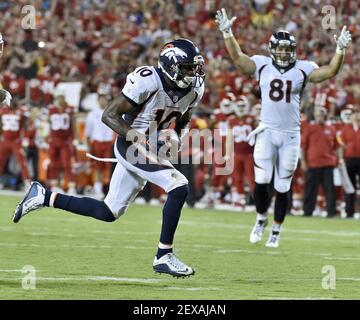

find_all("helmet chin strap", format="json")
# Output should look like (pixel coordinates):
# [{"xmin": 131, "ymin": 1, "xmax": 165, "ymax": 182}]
[
  {"xmin": 159, "ymin": 62, "xmax": 197, "ymax": 89},
  {"xmin": 176, "ymin": 76, "xmax": 195, "ymax": 88}
]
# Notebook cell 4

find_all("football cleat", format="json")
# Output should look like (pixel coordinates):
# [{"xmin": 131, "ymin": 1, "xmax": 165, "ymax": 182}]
[
  {"xmin": 266, "ymin": 232, "xmax": 280, "ymax": 248},
  {"xmin": 249, "ymin": 219, "xmax": 268, "ymax": 243},
  {"xmin": 12, "ymin": 181, "xmax": 45, "ymax": 223},
  {"xmin": 153, "ymin": 253, "xmax": 195, "ymax": 278}
]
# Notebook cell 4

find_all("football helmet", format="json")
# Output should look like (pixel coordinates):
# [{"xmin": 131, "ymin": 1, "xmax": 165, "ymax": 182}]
[
  {"xmin": 0, "ymin": 32, "xmax": 4, "ymax": 58},
  {"xmin": 233, "ymin": 95, "xmax": 250, "ymax": 117},
  {"xmin": 158, "ymin": 38, "xmax": 205, "ymax": 89},
  {"xmin": 219, "ymin": 92, "xmax": 236, "ymax": 114},
  {"xmin": 269, "ymin": 30, "xmax": 296, "ymax": 68}
]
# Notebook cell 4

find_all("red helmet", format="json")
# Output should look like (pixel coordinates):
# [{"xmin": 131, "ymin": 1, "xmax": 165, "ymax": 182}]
[{"xmin": 233, "ymin": 95, "xmax": 249, "ymax": 117}]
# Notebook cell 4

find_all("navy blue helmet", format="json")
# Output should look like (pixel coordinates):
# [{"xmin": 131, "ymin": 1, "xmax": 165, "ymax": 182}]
[
  {"xmin": 158, "ymin": 38, "xmax": 205, "ymax": 89},
  {"xmin": 269, "ymin": 30, "xmax": 297, "ymax": 68}
]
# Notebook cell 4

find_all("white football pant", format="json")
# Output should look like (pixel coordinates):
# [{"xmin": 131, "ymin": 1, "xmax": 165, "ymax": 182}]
[
  {"xmin": 253, "ymin": 128, "xmax": 300, "ymax": 193},
  {"xmin": 104, "ymin": 144, "xmax": 188, "ymax": 219}
]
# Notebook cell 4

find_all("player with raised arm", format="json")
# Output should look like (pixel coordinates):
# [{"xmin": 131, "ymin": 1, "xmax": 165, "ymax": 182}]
[
  {"xmin": 215, "ymin": 8, "xmax": 351, "ymax": 247},
  {"xmin": 12, "ymin": 38, "xmax": 205, "ymax": 277}
]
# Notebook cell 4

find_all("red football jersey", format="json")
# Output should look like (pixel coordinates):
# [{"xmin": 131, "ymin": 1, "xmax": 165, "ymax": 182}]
[
  {"xmin": 212, "ymin": 109, "xmax": 230, "ymax": 137},
  {"xmin": 29, "ymin": 73, "xmax": 61, "ymax": 105},
  {"xmin": 211, "ymin": 109, "xmax": 231, "ymax": 157},
  {"xmin": 0, "ymin": 106, "xmax": 27, "ymax": 140},
  {"xmin": 340, "ymin": 124, "xmax": 360, "ymax": 158},
  {"xmin": 228, "ymin": 114, "xmax": 255, "ymax": 154},
  {"xmin": 47, "ymin": 104, "xmax": 74, "ymax": 141},
  {"xmin": 1, "ymin": 71, "xmax": 26, "ymax": 97}
]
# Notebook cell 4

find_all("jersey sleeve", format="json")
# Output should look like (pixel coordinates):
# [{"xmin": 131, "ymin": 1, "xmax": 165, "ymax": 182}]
[
  {"xmin": 250, "ymin": 55, "xmax": 272, "ymax": 81},
  {"xmin": 121, "ymin": 66, "xmax": 158, "ymax": 108},
  {"xmin": 297, "ymin": 60, "xmax": 319, "ymax": 76}
]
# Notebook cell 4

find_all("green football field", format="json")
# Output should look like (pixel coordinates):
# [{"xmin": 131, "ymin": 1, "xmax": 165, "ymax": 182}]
[{"xmin": 0, "ymin": 194, "xmax": 359, "ymax": 300}]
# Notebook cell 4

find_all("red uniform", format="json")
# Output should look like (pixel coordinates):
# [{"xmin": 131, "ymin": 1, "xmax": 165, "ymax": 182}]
[
  {"xmin": 47, "ymin": 104, "xmax": 75, "ymax": 183},
  {"xmin": 29, "ymin": 73, "xmax": 61, "ymax": 105},
  {"xmin": 0, "ymin": 106, "xmax": 30, "ymax": 180},
  {"xmin": 340, "ymin": 124, "xmax": 360, "ymax": 158},
  {"xmin": 228, "ymin": 114, "xmax": 255, "ymax": 193},
  {"xmin": 210, "ymin": 109, "xmax": 230, "ymax": 189},
  {"xmin": 301, "ymin": 123, "xmax": 340, "ymax": 168},
  {"xmin": 1, "ymin": 71, "xmax": 26, "ymax": 97}
]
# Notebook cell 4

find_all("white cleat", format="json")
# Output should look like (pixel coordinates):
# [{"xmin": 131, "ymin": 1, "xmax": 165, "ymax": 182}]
[
  {"xmin": 266, "ymin": 232, "xmax": 280, "ymax": 248},
  {"xmin": 153, "ymin": 253, "xmax": 195, "ymax": 278},
  {"xmin": 249, "ymin": 219, "xmax": 268, "ymax": 243},
  {"xmin": 13, "ymin": 181, "xmax": 45, "ymax": 223}
]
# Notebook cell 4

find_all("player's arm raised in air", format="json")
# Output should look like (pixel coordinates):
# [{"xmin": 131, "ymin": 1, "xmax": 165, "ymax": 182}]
[
  {"xmin": 309, "ymin": 26, "xmax": 352, "ymax": 83},
  {"xmin": 215, "ymin": 8, "xmax": 256, "ymax": 76}
]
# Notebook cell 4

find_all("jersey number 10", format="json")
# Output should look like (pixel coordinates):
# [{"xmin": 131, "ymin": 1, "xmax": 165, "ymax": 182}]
[{"xmin": 269, "ymin": 79, "xmax": 292, "ymax": 103}]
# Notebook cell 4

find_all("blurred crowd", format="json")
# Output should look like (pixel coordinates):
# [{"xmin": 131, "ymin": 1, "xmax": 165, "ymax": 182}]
[{"xmin": 0, "ymin": 0, "xmax": 359, "ymax": 217}]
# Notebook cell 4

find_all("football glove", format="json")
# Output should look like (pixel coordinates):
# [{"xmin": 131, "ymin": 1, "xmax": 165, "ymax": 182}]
[
  {"xmin": 215, "ymin": 8, "xmax": 237, "ymax": 36},
  {"xmin": 0, "ymin": 89, "xmax": 12, "ymax": 107},
  {"xmin": 334, "ymin": 26, "xmax": 352, "ymax": 53}
]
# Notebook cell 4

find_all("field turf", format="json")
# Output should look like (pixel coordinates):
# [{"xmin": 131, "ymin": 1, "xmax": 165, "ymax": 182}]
[{"xmin": 0, "ymin": 194, "xmax": 359, "ymax": 300}]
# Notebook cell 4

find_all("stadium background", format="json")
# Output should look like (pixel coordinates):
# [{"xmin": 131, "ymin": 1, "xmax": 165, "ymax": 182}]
[{"xmin": 0, "ymin": 0, "xmax": 359, "ymax": 216}]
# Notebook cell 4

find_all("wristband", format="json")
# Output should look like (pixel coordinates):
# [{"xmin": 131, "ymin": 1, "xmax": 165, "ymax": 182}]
[
  {"xmin": 336, "ymin": 46, "xmax": 345, "ymax": 55},
  {"xmin": 223, "ymin": 29, "xmax": 234, "ymax": 39}
]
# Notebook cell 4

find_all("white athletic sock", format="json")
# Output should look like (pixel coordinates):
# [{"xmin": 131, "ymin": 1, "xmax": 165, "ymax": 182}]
[
  {"xmin": 49, "ymin": 192, "xmax": 57, "ymax": 207},
  {"xmin": 272, "ymin": 222, "xmax": 281, "ymax": 233},
  {"xmin": 257, "ymin": 213, "xmax": 268, "ymax": 221},
  {"xmin": 158, "ymin": 242, "xmax": 173, "ymax": 249}
]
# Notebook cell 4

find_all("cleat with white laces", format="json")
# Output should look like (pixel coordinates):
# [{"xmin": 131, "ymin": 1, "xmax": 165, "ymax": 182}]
[
  {"xmin": 153, "ymin": 253, "xmax": 195, "ymax": 277},
  {"xmin": 12, "ymin": 181, "xmax": 45, "ymax": 223},
  {"xmin": 266, "ymin": 232, "xmax": 280, "ymax": 248},
  {"xmin": 249, "ymin": 219, "xmax": 268, "ymax": 243}
]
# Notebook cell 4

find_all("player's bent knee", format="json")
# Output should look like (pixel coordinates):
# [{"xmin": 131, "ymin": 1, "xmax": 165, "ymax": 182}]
[
  {"xmin": 283, "ymin": 147, "xmax": 299, "ymax": 172},
  {"xmin": 254, "ymin": 170, "xmax": 273, "ymax": 185},
  {"xmin": 94, "ymin": 201, "xmax": 117, "ymax": 222},
  {"xmin": 111, "ymin": 205, "xmax": 128, "ymax": 220},
  {"xmin": 164, "ymin": 171, "xmax": 189, "ymax": 193},
  {"xmin": 168, "ymin": 184, "xmax": 189, "ymax": 201},
  {"xmin": 274, "ymin": 180, "xmax": 291, "ymax": 193},
  {"xmin": 103, "ymin": 198, "xmax": 128, "ymax": 220}
]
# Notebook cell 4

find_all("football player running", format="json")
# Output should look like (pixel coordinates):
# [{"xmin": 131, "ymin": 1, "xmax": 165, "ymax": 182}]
[
  {"xmin": 12, "ymin": 38, "xmax": 205, "ymax": 277},
  {"xmin": 216, "ymin": 8, "xmax": 351, "ymax": 247},
  {"xmin": 0, "ymin": 33, "xmax": 12, "ymax": 107}
]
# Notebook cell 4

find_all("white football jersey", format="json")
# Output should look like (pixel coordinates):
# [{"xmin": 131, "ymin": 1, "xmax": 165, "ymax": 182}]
[
  {"xmin": 251, "ymin": 55, "xmax": 318, "ymax": 132},
  {"xmin": 121, "ymin": 66, "xmax": 204, "ymax": 134}
]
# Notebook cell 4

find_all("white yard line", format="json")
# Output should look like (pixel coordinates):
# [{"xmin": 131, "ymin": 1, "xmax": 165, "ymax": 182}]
[
  {"xmin": 0, "ymin": 275, "xmax": 163, "ymax": 284},
  {"xmin": 0, "ymin": 242, "xmax": 112, "ymax": 249},
  {"xmin": 180, "ymin": 220, "xmax": 360, "ymax": 238},
  {"xmin": 324, "ymin": 257, "xmax": 360, "ymax": 261},
  {"xmin": 165, "ymin": 287, "xmax": 222, "ymax": 291},
  {"xmin": 261, "ymin": 297, "xmax": 336, "ymax": 300}
]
